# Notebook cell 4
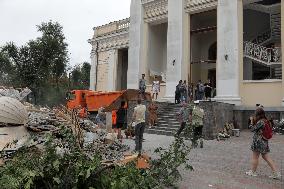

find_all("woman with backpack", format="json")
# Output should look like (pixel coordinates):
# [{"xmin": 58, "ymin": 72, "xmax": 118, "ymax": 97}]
[{"xmin": 246, "ymin": 108, "xmax": 281, "ymax": 179}]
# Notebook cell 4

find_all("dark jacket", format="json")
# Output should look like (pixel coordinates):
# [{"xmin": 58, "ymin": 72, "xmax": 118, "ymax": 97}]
[{"xmin": 116, "ymin": 107, "xmax": 127, "ymax": 124}]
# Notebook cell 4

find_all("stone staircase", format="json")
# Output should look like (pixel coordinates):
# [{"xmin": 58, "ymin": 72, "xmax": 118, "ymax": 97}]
[
  {"xmin": 271, "ymin": 12, "xmax": 281, "ymax": 40},
  {"xmin": 145, "ymin": 102, "xmax": 181, "ymax": 136}
]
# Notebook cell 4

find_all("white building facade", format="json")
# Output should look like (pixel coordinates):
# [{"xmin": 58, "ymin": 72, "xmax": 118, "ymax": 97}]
[{"xmin": 89, "ymin": 0, "xmax": 283, "ymax": 108}]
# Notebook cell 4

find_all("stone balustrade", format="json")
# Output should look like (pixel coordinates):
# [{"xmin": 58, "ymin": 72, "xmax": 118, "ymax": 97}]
[{"xmin": 94, "ymin": 18, "xmax": 130, "ymax": 38}]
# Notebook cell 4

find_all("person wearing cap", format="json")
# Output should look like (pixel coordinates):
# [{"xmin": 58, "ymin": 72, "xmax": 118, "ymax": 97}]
[
  {"xmin": 192, "ymin": 100, "xmax": 205, "ymax": 148},
  {"xmin": 176, "ymin": 101, "xmax": 193, "ymax": 137}
]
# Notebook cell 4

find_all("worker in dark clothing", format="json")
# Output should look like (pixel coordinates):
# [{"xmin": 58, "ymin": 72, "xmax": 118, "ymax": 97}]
[{"xmin": 115, "ymin": 101, "xmax": 127, "ymax": 141}]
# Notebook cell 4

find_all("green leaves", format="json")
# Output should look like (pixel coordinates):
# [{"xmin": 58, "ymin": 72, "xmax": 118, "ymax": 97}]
[
  {"xmin": 0, "ymin": 20, "xmax": 69, "ymax": 106},
  {"xmin": 0, "ymin": 126, "xmax": 192, "ymax": 189},
  {"xmin": 70, "ymin": 62, "xmax": 91, "ymax": 90}
]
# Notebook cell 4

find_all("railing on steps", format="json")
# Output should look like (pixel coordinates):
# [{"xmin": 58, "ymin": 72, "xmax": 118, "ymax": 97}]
[{"xmin": 244, "ymin": 41, "xmax": 282, "ymax": 66}]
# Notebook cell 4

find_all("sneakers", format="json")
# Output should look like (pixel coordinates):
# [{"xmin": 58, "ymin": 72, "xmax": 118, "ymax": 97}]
[
  {"xmin": 246, "ymin": 170, "xmax": 281, "ymax": 179},
  {"xmin": 269, "ymin": 172, "xmax": 281, "ymax": 180},
  {"xmin": 246, "ymin": 170, "xmax": 258, "ymax": 177}
]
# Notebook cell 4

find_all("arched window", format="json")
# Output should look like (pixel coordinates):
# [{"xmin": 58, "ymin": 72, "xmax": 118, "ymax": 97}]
[{"xmin": 208, "ymin": 42, "xmax": 217, "ymax": 61}]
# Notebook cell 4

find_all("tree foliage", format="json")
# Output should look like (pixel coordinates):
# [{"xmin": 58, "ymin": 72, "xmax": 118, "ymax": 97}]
[
  {"xmin": 70, "ymin": 62, "xmax": 91, "ymax": 90},
  {"xmin": 0, "ymin": 21, "xmax": 69, "ymax": 105}
]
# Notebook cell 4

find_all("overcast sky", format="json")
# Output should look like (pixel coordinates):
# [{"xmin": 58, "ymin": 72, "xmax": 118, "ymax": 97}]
[{"xmin": 0, "ymin": 0, "xmax": 131, "ymax": 67}]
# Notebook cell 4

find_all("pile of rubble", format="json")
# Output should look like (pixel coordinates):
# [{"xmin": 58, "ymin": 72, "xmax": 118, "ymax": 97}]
[
  {"xmin": 273, "ymin": 119, "xmax": 284, "ymax": 135},
  {"xmin": 0, "ymin": 99, "xmax": 130, "ymax": 164},
  {"xmin": 0, "ymin": 86, "xmax": 31, "ymax": 101},
  {"xmin": 217, "ymin": 122, "xmax": 235, "ymax": 141}
]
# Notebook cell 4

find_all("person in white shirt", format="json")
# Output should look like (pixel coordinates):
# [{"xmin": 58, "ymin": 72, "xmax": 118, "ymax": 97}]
[
  {"xmin": 152, "ymin": 76, "xmax": 160, "ymax": 100},
  {"xmin": 132, "ymin": 99, "xmax": 146, "ymax": 155}
]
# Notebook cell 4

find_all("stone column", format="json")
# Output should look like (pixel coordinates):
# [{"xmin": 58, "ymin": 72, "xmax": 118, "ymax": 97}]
[
  {"xmin": 281, "ymin": 0, "xmax": 284, "ymax": 105},
  {"xmin": 107, "ymin": 49, "xmax": 118, "ymax": 91},
  {"xmin": 214, "ymin": 0, "xmax": 243, "ymax": 105},
  {"xmin": 89, "ymin": 47, "xmax": 97, "ymax": 91},
  {"xmin": 164, "ymin": 0, "xmax": 189, "ymax": 101},
  {"xmin": 128, "ymin": 0, "xmax": 147, "ymax": 89}
]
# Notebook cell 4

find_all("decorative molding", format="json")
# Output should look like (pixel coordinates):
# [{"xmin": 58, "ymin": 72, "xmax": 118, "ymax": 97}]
[
  {"xmin": 185, "ymin": 0, "xmax": 217, "ymax": 13},
  {"xmin": 143, "ymin": 0, "xmax": 168, "ymax": 23},
  {"xmin": 93, "ymin": 32, "xmax": 129, "ymax": 52},
  {"xmin": 90, "ymin": 19, "xmax": 130, "ymax": 52}
]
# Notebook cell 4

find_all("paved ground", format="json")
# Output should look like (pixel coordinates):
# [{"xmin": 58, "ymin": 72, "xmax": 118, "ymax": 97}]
[{"xmin": 124, "ymin": 131, "xmax": 284, "ymax": 189}]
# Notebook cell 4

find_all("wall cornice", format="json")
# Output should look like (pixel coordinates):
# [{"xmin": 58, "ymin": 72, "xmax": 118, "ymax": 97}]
[
  {"xmin": 143, "ymin": 0, "xmax": 168, "ymax": 24},
  {"xmin": 93, "ymin": 32, "xmax": 129, "ymax": 52},
  {"xmin": 186, "ymin": 0, "xmax": 217, "ymax": 14}
]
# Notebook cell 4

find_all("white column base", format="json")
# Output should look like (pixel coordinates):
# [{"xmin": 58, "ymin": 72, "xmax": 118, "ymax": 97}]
[{"xmin": 213, "ymin": 96, "xmax": 242, "ymax": 106}]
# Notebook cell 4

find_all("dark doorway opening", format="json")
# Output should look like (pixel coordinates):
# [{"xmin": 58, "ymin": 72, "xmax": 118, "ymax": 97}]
[{"xmin": 116, "ymin": 49, "xmax": 128, "ymax": 90}]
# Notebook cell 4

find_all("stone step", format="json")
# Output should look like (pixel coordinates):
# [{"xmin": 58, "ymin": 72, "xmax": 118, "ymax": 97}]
[
  {"xmin": 158, "ymin": 116, "xmax": 178, "ymax": 120},
  {"xmin": 156, "ymin": 122, "xmax": 180, "ymax": 126},
  {"xmin": 148, "ymin": 126, "xmax": 179, "ymax": 131},
  {"xmin": 158, "ymin": 111, "xmax": 179, "ymax": 114},
  {"xmin": 158, "ymin": 119, "xmax": 179, "ymax": 123},
  {"xmin": 145, "ymin": 129, "xmax": 175, "ymax": 136},
  {"xmin": 158, "ymin": 122, "xmax": 180, "ymax": 127}
]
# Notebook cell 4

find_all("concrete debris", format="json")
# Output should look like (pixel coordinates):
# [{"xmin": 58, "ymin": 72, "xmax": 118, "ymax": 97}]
[
  {"xmin": 0, "ymin": 101, "xmax": 131, "ymax": 164},
  {"xmin": 0, "ymin": 126, "xmax": 30, "ymax": 150},
  {"xmin": 0, "ymin": 97, "xmax": 28, "ymax": 125},
  {"xmin": 217, "ymin": 122, "xmax": 234, "ymax": 141},
  {"xmin": 274, "ymin": 119, "xmax": 284, "ymax": 135},
  {"xmin": 0, "ymin": 87, "xmax": 31, "ymax": 101},
  {"xmin": 27, "ymin": 110, "xmax": 60, "ymax": 132},
  {"xmin": 84, "ymin": 129, "xmax": 130, "ymax": 161}
]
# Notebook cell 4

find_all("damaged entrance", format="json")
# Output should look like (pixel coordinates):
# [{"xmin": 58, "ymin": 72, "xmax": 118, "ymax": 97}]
[
  {"xmin": 190, "ymin": 10, "xmax": 217, "ymax": 88},
  {"xmin": 243, "ymin": 0, "xmax": 282, "ymax": 80},
  {"xmin": 116, "ymin": 48, "xmax": 128, "ymax": 90}
]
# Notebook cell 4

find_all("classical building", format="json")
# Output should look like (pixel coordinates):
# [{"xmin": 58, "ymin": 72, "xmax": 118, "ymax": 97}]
[{"xmin": 89, "ymin": 0, "xmax": 283, "ymax": 108}]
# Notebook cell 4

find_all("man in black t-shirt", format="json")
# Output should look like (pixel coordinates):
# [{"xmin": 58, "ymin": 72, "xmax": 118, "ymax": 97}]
[
  {"xmin": 204, "ymin": 79, "xmax": 212, "ymax": 100},
  {"xmin": 115, "ymin": 101, "xmax": 127, "ymax": 141}
]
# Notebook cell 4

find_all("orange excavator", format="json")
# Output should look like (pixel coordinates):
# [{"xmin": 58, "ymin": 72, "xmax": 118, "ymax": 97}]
[{"xmin": 66, "ymin": 89, "xmax": 151, "ymax": 118}]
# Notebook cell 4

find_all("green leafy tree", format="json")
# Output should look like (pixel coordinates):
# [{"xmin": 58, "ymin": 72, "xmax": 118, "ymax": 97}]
[
  {"xmin": 70, "ymin": 62, "xmax": 91, "ymax": 90},
  {"xmin": 0, "ymin": 21, "xmax": 69, "ymax": 105}
]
